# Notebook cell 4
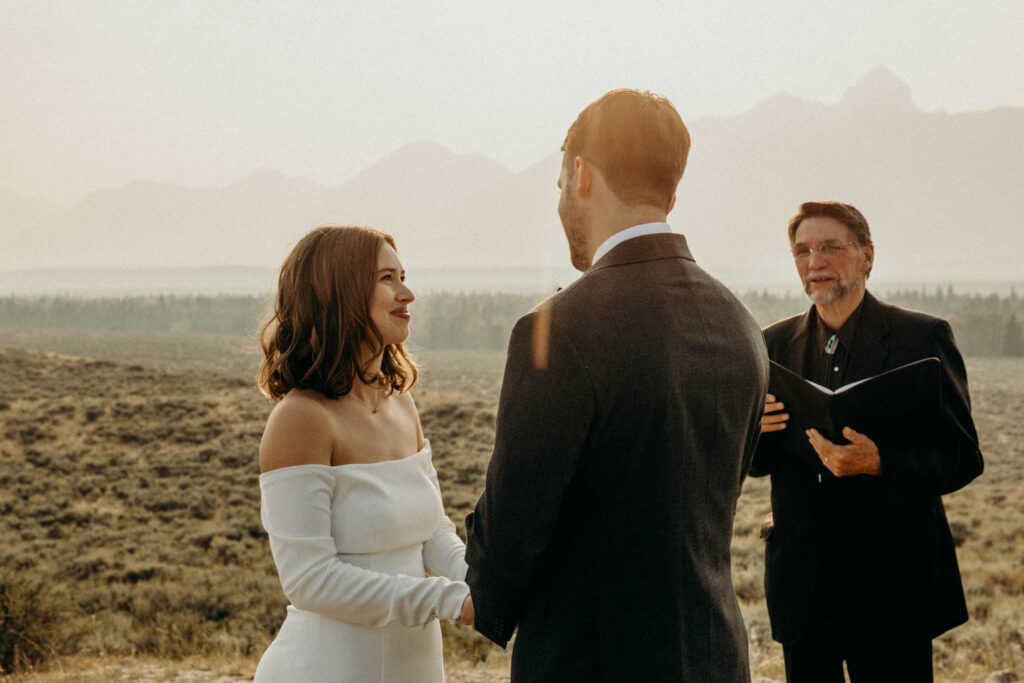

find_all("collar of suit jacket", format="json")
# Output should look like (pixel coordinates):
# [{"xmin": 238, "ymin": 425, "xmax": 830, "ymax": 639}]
[
  {"xmin": 586, "ymin": 233, "xmax": 695, "ymax": 274},
  {"xmin": 787, "ymin": 290, "xmax": 891, "ymax": 350}
]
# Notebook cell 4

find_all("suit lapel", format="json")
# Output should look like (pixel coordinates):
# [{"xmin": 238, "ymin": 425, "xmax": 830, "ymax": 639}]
[
  {"xmin": 845, "ymin": 290, "xmax": 891, "ymax": 381},
  {"xmin": 782, "ymin": 310, "xmax": 815, "ymax": 373}
]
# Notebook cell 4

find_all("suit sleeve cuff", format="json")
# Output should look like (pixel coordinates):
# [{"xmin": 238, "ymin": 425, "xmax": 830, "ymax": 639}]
[{"xmin": 472, "ymin": 607, "xmax": 514, "ymax": 648}]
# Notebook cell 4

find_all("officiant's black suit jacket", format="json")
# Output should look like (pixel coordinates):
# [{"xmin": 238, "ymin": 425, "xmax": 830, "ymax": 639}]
[
  {"xmin": 750, "ymin": 291, "xmax": 983, "ymax": 645},
  {"xmin": 465, "ymin": 234, "xmax": 769, "ymax": 682}
]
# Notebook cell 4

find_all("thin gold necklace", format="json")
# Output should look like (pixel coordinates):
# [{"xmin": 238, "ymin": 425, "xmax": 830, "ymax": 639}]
[{"xmin": 349, "ymin": 385, "xmax": 383, "ymax": 413}]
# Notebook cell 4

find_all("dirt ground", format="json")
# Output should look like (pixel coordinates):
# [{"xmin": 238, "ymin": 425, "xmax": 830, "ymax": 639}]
[{"xmin": 3, "ymin": 656, "xmax": 516, "ymax": 682}]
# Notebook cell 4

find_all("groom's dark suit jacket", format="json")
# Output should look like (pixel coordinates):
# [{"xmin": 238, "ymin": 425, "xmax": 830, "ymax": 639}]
[
  {"xmin": 750, "ymin": 291, "xmax": 983, "ymax": 646},
  {"xmin": 465, "ymin": 234, "xmax": 769, "ymax": 682}
]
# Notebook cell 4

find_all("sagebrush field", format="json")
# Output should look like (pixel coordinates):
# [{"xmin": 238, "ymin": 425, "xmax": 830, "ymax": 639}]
[{"xmin": 0, "ymin": 328, "xmax": 1020, "ymax": 681}]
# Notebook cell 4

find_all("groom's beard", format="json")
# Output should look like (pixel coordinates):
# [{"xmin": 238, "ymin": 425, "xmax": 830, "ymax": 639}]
[{"xmin": 559, "ymin": 188, "xmax": 590, "ymax": 271}]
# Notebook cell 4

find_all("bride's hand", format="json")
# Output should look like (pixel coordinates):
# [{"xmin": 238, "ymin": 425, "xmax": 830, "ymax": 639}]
[{"xmin": 458, "ymin": 594, "xmax": 474, "ymax": 627}]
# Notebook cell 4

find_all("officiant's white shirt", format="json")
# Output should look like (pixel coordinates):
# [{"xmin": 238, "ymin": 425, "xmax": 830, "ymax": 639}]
[{"xmin": 591, "ymin": 222, "xmax": 672, "ymax": 265}]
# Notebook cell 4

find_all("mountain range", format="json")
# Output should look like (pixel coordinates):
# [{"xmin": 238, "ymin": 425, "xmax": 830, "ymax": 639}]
[{"xmin": 2, "ymin": 67, "xmax": 1022, "ymax": 290}]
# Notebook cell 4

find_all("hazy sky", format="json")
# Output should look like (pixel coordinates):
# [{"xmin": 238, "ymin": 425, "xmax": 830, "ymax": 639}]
[{"xmin": 2, "ymin": 0, "xmax": 1023, "ymax": 205}]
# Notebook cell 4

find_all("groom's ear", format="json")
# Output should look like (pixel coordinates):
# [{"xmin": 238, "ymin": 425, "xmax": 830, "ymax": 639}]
[{"xmin": 575, "ymin": 157, "xmax": 592, "ymax": 198}]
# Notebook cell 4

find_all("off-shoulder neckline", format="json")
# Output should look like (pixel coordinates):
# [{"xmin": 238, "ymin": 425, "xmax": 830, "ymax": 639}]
[{"xmin": 260, "ymin": 440, "xmax": 430, "ymax": 477}]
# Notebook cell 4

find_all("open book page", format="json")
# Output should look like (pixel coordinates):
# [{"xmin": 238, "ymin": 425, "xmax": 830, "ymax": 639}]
[{"xmin": 804, "ymin": 375, "xmax": 871, "ymax": 395}]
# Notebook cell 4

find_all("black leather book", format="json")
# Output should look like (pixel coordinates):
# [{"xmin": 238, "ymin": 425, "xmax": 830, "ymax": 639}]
[{"xmin": 768, "ymin": 357, "xmax": 941, "ymax": 450}]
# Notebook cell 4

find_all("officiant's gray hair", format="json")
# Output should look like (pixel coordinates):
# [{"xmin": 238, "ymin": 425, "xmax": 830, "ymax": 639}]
[
  {"xmin": 787, "ymin": 201, "xmax": 872, "ymax": 248},
  {"xmin": 787, "ymin": 201, "xmax": 873, "ymax": 277}
]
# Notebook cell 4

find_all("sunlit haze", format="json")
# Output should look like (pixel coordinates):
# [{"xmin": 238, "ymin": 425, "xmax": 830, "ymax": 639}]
[
  {"xmin": 1, "ymin": 1, "xmax": 1023, "ymax": 288},
  {"xmin": 4, "ymin": 1, "xmax": 1022, "ymax": 203}
]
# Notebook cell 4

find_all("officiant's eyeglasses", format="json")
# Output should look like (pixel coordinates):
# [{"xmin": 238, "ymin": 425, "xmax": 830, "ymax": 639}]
[{"xmin": 791, "ymin": 241, "xmax": 856, "ymax": 261}]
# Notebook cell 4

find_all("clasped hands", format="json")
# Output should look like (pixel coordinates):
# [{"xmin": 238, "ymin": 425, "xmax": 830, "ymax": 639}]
[
  {"xmin": 459, "ymin": 594, "xmax": 474, "ymax": 627},
  {"xmin": 761, "ymin": 393, "xmax": 881, "ymax": 477}
]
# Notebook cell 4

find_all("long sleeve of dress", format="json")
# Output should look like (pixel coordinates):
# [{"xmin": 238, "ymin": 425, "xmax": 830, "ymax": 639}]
[{"xmin": 260, "ymin": 466, "xmax": 470, "ymax": 628}]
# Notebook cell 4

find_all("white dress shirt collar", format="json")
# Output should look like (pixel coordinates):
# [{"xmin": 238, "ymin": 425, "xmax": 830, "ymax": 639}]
[{"xmin": 591, "ymin": 222, "xmax": 673, "ymax": 266}]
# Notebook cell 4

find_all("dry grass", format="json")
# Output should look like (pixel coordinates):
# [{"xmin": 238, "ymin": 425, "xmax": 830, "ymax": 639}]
[
  {"xmin": 2, "ymin": 655, "xmax": 254, "ymax": 681},
  {"xmin": 0, "ymin": 340, "xmax": 504, "ymax": 677},
  {"xmin": 0, "ymin": 330, "xmax": 1019, "ymax": 681}
]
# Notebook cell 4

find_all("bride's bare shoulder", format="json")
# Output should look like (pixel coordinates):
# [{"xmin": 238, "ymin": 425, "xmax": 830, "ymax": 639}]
[{"xmin": 260, "ymin": 390, "xmax": 335, "ymax": 473}]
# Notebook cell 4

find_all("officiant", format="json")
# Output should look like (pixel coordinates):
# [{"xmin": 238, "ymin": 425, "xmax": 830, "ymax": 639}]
[{"xmin": 752, "ymin": 201, "xmax": 983, "ymax": 682}]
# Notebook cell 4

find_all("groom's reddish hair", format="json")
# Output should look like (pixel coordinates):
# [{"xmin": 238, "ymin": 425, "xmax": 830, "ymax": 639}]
[{"xmin": 562, "ymin": 89, "xmax": 689, "ymax": 212}]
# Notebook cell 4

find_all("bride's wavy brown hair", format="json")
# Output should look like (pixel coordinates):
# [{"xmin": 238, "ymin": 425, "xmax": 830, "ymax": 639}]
[{"xmin": 257, "ymin": 226, "xmax": 417, "ymax": 401}]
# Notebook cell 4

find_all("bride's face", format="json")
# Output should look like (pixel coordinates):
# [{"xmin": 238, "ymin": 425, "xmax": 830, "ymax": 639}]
[{"xmin": 368, "ymin": 243, "xmax": 414, "ymax": 347}]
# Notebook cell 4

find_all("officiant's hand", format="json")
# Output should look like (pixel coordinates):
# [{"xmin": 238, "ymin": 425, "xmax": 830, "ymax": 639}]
[
  {"xmin": 760, "ymin": 393, "xmax": 789, "ymax": 433},
  {"xmin": 459, "ymin": 594, "xmax": 474, "ymax": 627},
  {"xmin": 806, "ymin": 426, "xmax": 881, "ymax": 477}
]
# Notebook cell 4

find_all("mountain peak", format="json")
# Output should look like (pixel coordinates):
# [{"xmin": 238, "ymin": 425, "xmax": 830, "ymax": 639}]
[
  {"xmin": 373, "ymin": 140, "xmax": 458, "ymax": 167},
  {"xmin": 346, "ymin": 140, "xmax": 512, "ymax": 196},
  {"xmin": 749, "ymin": 91, "xmax": 821, "ymax": 115},
  {"xmin": 839, "ymin": 67, "xmax": 916, "ymax": 112}
]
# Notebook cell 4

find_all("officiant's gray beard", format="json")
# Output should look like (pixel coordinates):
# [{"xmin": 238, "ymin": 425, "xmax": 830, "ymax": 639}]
[
  {"xmin": 805, "ymin": 275, "xmax": 857, "ymax": 305},
  {"xmin": 559, "ymin": 188, "xmax": 590, "ymax": 271}
]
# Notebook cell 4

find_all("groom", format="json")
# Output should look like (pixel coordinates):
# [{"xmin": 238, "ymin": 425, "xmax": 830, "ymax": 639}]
[{"xmin": 465, "ymin": 89, "xmax": 769, "ymax": 681}]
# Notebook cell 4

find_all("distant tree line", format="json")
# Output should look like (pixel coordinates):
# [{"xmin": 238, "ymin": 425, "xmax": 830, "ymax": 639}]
[
  {"xmin": 1, "ymin": 288, "xmax": 1022, "ymax": 357},
  {"xmin": 0, "ymin": 294, "xmax": 267, "ymax": 337}
]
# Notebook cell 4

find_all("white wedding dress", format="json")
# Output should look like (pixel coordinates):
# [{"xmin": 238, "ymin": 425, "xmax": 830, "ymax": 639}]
[{"xmin": 254, "ymin": 441, "xmax": 469, "ymax": 682}]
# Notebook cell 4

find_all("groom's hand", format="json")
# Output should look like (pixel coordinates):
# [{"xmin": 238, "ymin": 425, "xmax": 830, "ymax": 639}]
[{"xmin": 459, "ymin": 594, "xmax": 475, "ymax": 627}]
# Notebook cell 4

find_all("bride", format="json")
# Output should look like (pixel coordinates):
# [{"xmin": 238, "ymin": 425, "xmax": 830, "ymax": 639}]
[{"xmin": 254, "ymin": 226, "xmax": 473, "ymax": 682}]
